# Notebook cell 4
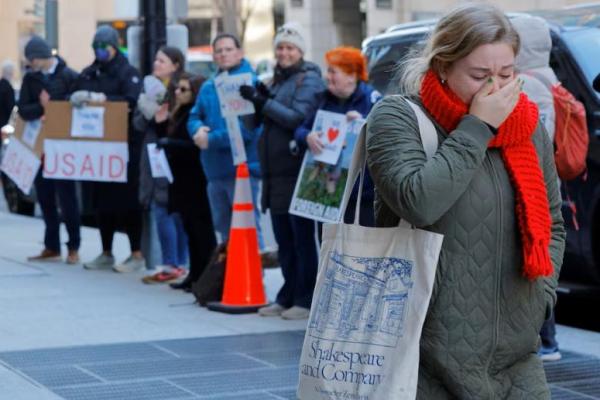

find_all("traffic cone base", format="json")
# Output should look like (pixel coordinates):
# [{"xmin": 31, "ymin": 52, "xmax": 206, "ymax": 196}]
[{"xmin": 207, "ymin": 163, "xmax": 267, "ymax": 314}]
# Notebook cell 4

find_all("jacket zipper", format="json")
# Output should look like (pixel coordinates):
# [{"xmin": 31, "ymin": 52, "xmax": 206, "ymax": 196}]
[{"xmin": 484, "ymin": 153, "xmax": 503, "ymax": 399}]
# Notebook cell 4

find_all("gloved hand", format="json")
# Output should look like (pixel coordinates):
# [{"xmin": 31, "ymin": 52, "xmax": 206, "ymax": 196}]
[
  {"xmin": 256, "ymin": 81, "xmax": 271, "ymax": 98},
  {"xmin": 70, "ymin": 90, "xmax": 107, "ymax": 108},
  {"xmin": 239, "ymin": 84, "xmax": 267, "ymax": 111}
]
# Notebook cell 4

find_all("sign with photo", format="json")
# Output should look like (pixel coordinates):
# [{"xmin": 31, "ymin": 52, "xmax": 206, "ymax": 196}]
[{"xmin": 289, "ymin": 118, "xmax": 366, "ymax": 223}]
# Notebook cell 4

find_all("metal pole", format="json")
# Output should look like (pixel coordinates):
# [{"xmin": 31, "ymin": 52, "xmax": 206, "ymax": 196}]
[
  {"xmin": 141, "ymin": 0, "xmax": 167, "ymax": 76},
  {"xmin": 45, "ymin": 0, "xmax": 59, "ymax": 50}
]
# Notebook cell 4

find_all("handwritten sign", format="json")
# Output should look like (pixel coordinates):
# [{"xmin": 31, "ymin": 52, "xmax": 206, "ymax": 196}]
[
  {"xmin": 311, "ymin": 110, "xmax": 348, "ymax": 165},
  {"xmin": 147, "ymin": 143, "xmax": 174, "ymax": 183},
  {"xmin": 43, "ymin": 139, "xmax": 128, "ymax": 182},
  {"xmin": 289, "ymin": 118, "xmax": 365, "ymax": 223},
  {"xmin": 0, "ymin": 137, "xmax": 41, "ymax": 195},
  {"xmin": 22, "ymin": 119, "xmax": 42, "ymax": 149},
  {"xmin": 71, "ymin": 106, "xmax": 105, "ymax": 138},
  {"xmin": 215, "ymin": 72, "xmax": 255, "ymax": 117},
  {"xmin": 225, "ymin": 116, "xmax": 247, "ymax": 165}
]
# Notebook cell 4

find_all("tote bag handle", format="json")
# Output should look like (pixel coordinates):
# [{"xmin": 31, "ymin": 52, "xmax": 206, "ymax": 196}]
[{"xmin": 340, "ymin": 97, "xmax": 439, "ymax": 225}]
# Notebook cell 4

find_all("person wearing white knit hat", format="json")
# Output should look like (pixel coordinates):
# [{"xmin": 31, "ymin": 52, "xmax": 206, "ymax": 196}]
[
  {"xmin": 273, "ymin": 22, "xmax": 307, "ymax": 54},
  {"xmin": 240, "ymin": 21, "xmax": 326, "ymax": 320}
]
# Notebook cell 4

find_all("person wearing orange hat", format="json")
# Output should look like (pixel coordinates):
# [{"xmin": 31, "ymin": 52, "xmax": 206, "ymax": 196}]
[{"xmin": 295, "ymin": 46, "xmax": 381, "ymax": 228}]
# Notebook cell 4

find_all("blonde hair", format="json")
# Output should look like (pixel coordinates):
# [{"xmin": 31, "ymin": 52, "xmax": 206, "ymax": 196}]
[{"xmin": 398, "ymin": 3, "xmax": 520, "ymax": 95}]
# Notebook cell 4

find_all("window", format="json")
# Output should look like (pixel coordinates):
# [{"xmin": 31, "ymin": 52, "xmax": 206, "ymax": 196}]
[{"xmin": 376, "ymin": 0, "xmax": 392, "ymax": 9}]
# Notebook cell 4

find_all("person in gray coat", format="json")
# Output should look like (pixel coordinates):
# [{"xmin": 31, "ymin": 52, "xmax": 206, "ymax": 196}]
[
  {"xmin": 240, "ymin": 22, "xmax": 326, "ymax": 320},
  {"xmin": 366, "ymin": 4, "xmax": 565, "ymax": 398}
]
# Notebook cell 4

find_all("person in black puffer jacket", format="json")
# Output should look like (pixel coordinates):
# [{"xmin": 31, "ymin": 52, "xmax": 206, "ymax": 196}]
[
  {"xmin": 70, "ymin": 25, "xmax": 144, "ymax": 273},
  {"xmin": 154, "ymin": 73, "xmax": 217, "ymax": 290},
  {"xmin": 18, "ymin": 36, "xmax": 81, "ymax": 265},
  {"xmin": 240, "ymin": 22, "xmax": 326, "ymax": 320}
]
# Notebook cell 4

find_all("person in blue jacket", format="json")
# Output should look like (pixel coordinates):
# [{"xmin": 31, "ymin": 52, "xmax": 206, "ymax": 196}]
[
  {"xmin": 187, "ymin": 33, "xmax": 263, "ymax": 249},
  {"xmin": 295, "ymin": 46, "xmax": 381, "ymax": 228}
]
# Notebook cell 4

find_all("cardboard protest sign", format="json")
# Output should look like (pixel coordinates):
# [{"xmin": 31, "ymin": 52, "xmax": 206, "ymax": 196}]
[
  {"xmin": 215, "ymin": 72, "xmax": 255, "ymax": 117},
  {"xmin": 225, "ymin": 116, "xmax": 247, "ymax": 165},
  {"xmin": 147, "ymin": 143, "xmax": 174, "ymax": 183},
  {"xmin": 289, "ymin": 118, "xmax": 366, "ymax": 223},
  {"xmin": 311, "ymin": 110, "xmax": 348, "ymax": 165},
  {"xmin": 0, "ymin": 137, "xmax": 41, "ymax": 195},
  {"xmin": 43, "ymin": 139, "xmax": 128, "ymax": 182},
  {"xmin": 14, "ymin": 101, "xmax": 128, "ymax": 158}
]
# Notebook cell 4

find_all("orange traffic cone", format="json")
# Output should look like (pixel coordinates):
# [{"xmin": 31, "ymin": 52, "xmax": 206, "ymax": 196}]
[{"xmin": 207, "ymin": 162, "xmax": 267, "ymax": 314}]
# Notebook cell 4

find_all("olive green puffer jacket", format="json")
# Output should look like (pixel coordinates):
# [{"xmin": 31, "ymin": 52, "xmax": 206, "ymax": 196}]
[{"xmin": 366, "ymin": 95, "xmax": 566, "ymax": 399}]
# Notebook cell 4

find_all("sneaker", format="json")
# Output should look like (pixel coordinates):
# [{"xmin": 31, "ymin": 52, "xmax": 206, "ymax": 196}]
[
  {"xmin": 83, "ymin": 253, "xmax": 115, "ymax": 270},
  {"xmin": 27, "ymin": 249, "xmax": 61, "ymax": 262},
  {"xmin": 281, "ymin": 306, "xmax": 310, "ymax": 320},
  {"xmin": 258, "ymin": 303, "xmax": 288, "ymax": 317},
  {"xmin": 142, "ymin": 267, "xmax": 187, "ymax": 284},
  {"xmin": 539, "ymin": 346, "xmax": 562, "ymax": 362},
  {"xmin": 113, "ymin": 256, "xmax": 146, "ymax": 273},
  {"xmin": 66, "ymin": 250, "xmax": 80, "ymax": 265}
]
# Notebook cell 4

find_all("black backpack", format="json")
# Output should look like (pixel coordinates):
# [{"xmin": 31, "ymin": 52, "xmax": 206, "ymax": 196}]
[{"xmin": 191, "ymin": 242, "xmax": 227, "ymax": 307}]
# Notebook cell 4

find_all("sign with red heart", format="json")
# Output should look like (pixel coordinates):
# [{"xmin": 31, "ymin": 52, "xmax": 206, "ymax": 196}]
[{"xmin": 327, "ymin": 127, "xmax": 340, "ymax": 143}]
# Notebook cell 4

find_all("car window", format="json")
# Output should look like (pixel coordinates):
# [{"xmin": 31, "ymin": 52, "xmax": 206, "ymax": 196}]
[
  {"xmin": 561, "ymin": 28, "xmax": 600, "ymax": 97},
  {"xmin": 364, "ymin": 37, "xmax": 425, "ymax": 94}
]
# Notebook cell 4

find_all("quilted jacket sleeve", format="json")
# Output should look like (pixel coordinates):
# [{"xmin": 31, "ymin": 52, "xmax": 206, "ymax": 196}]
[
  {"xmin": 538, "ymin": 124, "xmax": 566, "ymax": 314},
  {"xmin": 366, "ymin": 95, "xmax": 494, "ymax": 227}
]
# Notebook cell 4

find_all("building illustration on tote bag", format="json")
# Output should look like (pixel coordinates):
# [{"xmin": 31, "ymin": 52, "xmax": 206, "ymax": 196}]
[{"xmin": 309, "ymin": 250, "xmax": 414, "ymax": 347}]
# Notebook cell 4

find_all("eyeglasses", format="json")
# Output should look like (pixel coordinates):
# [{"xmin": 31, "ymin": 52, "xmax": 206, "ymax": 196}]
[{"xmin": 176, "ymin": 86, "xmax": 190, "ymax": 93}]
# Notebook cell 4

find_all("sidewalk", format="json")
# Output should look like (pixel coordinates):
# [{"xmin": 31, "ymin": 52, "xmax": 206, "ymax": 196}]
[{"xmin": 1, "ymin": 210, "xmax": 600, "ymax": 399}]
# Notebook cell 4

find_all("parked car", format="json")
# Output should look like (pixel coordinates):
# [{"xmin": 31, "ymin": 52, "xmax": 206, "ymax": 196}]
[
  {"xmin": 362, "ymin": 8, "xmax": 600, "ymax": 285},
  {"xmin": 0, "ymin": 123, "xmax": 36, "ymax": 216}
]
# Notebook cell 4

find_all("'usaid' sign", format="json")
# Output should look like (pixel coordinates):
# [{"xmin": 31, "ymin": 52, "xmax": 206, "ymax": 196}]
[{"xmin": 43, "ymin": 139, "xmax": 128, "ymax": 182}]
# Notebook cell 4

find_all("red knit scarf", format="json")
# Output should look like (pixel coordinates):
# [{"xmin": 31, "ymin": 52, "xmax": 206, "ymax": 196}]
[{"xmin": 419, "ymin": 70, "xmax": 553, "ymax": 280}]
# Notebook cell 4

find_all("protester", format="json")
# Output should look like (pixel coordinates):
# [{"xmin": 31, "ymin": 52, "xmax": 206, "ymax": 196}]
[
  {"xmin": 187, "ymin": 33, "xmax": 264, "ymax": 250},
  {"xmin": 0, "ymin": 60, "xmax": 15, "ymax": 128},
  {"xmin": 513, "ymin": 15, "xmax": 563, "ymax": 362},
  {"xmin": 148, "ymin": 73, "xmax": 217, "ymax": 289},
  {"xmin": 136, "ymin": 46, "xmax": 189, "ymax": 282},
  {"xmin": 240, "ymin": 22, "xmax": 325, "ymax": 320},
  {"xmin": 366, "ymin": 4, "xmax": 565, "ymax": 398},
  {"xmin": 70, "ymin": 25, "xmax": 145, "ymax": 273},
  {"xmin": 18, "ymin": 36, "xmax": 81, "ymax": 264},
  {"xmin": 295, "ymin": 46, "xmax": 380, "ymax": 229}
]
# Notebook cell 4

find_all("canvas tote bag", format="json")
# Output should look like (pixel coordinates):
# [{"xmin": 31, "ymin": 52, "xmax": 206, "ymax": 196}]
[{"xmin": 297, "ymin": 98, "xmax": 443, "ymax": 400}]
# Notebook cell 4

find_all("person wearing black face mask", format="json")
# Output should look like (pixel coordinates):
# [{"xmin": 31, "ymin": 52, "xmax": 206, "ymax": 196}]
[{"xmin": 70, "ymin": 25, "xmax": 145, "ymax": 274}]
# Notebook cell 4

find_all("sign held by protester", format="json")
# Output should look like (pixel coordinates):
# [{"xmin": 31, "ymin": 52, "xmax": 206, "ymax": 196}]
[
  {"xmin": 215, "ymin": 72, "xmax": 255, "ymax": 117},
  {"xmin": 0, "ymin": 137, "xmax": 41, "ymax": 195},
  {"xmin": 311, "ymin": 110, "xmax": 348, "ymax": 165},
  {"xmin": 289, "ymin": 118, "xmax": 365, "ymax": 223},
  {"xmin": 21, "ymin": 119, "xmax": 42, "ymax": 149},
  {"xmin": 70, "ymin": 106, "xmax": 105, "ymax": 138},
  {"xmin": 225, "ymin": 116, "xmax": 247, "ymax": 165},
  {"xmin": 43, "ymin": 139, "xmax": 128, "ymax": 182},
  {"xmin": 147, "ymin": 143, "xmax": 174, "ymax": 183}
]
